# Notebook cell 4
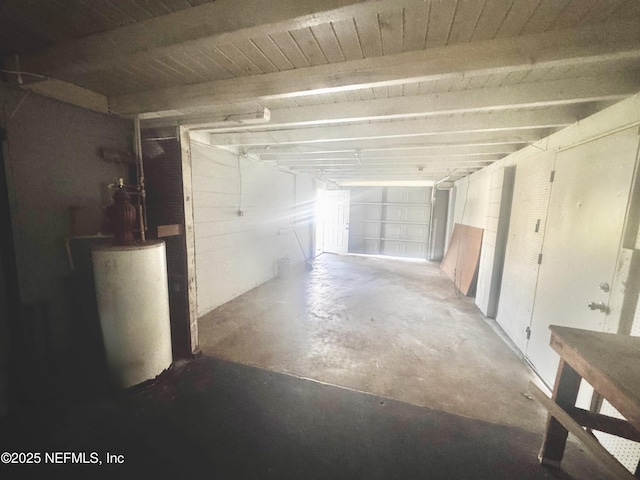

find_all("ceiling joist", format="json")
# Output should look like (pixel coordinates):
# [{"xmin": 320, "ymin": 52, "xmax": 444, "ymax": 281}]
[
  {"xmin": 4, "ymin": 0, "xmax": 640, "ymax": 185},
  {"xmin": 144, "ymin": 73, "xmax": 639, "ymax": 130},
  {"xmin": 260, "ymin": 144, "xmax": 518, "ymax": 160},
  {"xmin": 243, "ymin": 131, "xmax": 548, "ymax": 155},
  {"xmin": 11, "ymin": 0, "xmax": 387, "ymax": 79},
  {"xmin": 207, "ymin": 107, "xmax": 579, "ymax": 146},
  {"xmin": 109, "ymin": 19, "xmax": 640, "ymax": 115}
]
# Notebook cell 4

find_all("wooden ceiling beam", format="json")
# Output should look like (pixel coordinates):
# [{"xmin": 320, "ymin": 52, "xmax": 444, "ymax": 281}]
[
  {"xmin": 110, "ymin": 19, "xmax": 640, "ymax": 115},
  {"xmin": 148, "ymin": 73, "xmax": 638, "ymax": 131},
  {"xmin": 311, "ymin": 169, "xmax": 481, "ymax": 178},
  {"xmin": 264, "ymin": 156, "xmax": 497, "ymax": 164},
  {"xmin": 242, "ymin": 132, "xmax": 544, "ymax": 154},
  {"xmin": 258, "ymin": 144, "xmax": 519, "ymax": 160},
  {"xmin": 11, "ymin": 0, "xmax": 395, "ymax": 79},
  {"xmin": 207, "ymin": 107, "xmax": 577, "ymax": 146},
  {"xmin": 20, "ymin": 78, "xmax": 109, "ymax": 113},
  {"xmin": 281, "ymin": 163, "xmax": 494, "ymax": 169}
]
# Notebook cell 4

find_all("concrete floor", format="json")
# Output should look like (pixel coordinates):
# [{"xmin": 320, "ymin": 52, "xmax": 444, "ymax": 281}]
[
  {"xmin": 0, "ymin": 253, "xmax": 616, "ymax": 478},
  {"xmin": 198, "ymin": 253, "xmax": 549, "ymax": 434}
]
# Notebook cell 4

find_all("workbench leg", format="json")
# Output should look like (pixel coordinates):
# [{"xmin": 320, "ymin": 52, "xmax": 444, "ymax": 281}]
[{"xmin": 539, "ymin": 359, "xmax": 582, "ymax": 468}]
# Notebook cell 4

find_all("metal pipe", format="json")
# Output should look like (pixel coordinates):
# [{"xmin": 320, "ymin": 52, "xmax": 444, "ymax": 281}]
[{"xmin": 134, "ymin": 115, "xmax": 146, "ymax": 242}]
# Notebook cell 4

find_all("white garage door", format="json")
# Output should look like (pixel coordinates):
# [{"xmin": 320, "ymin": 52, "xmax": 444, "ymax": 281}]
[{"xmin": 349, "ymin": 187, "xmax": 431, "ymax": 259}]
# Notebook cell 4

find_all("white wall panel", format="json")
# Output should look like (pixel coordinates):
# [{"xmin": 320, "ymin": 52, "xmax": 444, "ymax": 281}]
[
  {"xmin": 452, "ymin": 170, "xmax": 491, "ymax": 229},
  {"xmin": 485, "ymin": 167, "xmax": 516, "ymax": 319},
  {"xmin": 449, "ymin": 93, "xmax": 640, "ymax": 471},
  {"xmin": 452, "ymin": 94, "xmax": 640, "ymax": 346},
  {"xmin": 452, "ymin": 166, "xmax": 495, "ymax": 314},
  {"xmin": 475, "ymin": 169, "xmax": 503, "ymax": 315},
  {"xmin": 451, "ymin": 149, "xmax": 552, "ymax": 329},
  {"xmin": 191, "ymin": 141, "xmax": 315, "ymax": 317}
]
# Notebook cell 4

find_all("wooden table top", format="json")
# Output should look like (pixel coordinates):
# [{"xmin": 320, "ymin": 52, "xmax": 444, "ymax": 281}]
[{"xmin": 549, "ymin": 325, "xmax": 640, "ymax": 431}]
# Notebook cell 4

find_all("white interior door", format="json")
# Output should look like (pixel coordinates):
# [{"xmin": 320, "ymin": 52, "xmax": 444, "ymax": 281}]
[
  {"xmin": 495, "ymin": 151, "xmax": 555, "ymax": 353},
  {"xmin": 526, "ymin": 129, "xmax": 639, "ymax": 387},
  {"xmin": 323, "ymin": 190, "xmax": 350, "ymax": 255}
]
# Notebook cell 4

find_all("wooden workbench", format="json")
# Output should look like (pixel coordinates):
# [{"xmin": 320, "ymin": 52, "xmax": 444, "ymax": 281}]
[{"xmin": 529, "ymin": 325, "xmax": 640, "ymax": 479}]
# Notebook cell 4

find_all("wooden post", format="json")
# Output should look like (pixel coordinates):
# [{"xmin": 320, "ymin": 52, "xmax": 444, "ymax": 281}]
[{"xmin": 539, "ymin": 359, "xmax": 582, "ymax": 467}]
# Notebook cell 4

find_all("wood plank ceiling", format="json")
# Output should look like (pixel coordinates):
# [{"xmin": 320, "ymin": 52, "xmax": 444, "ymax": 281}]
[{"xmin": 2, "ymin": 0, "xmax": 640, "ymax": 185}]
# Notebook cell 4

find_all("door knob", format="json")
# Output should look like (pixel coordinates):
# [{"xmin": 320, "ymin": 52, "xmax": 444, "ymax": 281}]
[{"xmin": 588, "ymin": 301, "xmax": 609, "ymax": 313}]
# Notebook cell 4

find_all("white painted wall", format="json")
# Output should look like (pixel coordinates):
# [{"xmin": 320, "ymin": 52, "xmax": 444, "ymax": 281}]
[
  {"xmin": 190, "ymin": 140, "xmax": 315, "ymax": 317},
  {"xmin": 454, "ymin": 96, "xmax": 640, "ymax": 472},
  {"xmin": 451, "ymin": 93, "xmax": 640, "ymax": 327},
  {"xmin": 451, "ymin": 170, "xmax": 491, "ymax": 229},
  {"xmin": 450, "ymin": 166, "xmax": 494, "ymax": 314}
]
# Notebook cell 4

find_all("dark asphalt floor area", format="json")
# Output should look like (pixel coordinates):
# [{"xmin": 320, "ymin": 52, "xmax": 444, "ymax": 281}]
[{"xmin": 0, "ymin": 355, "xmax": 613, "ymax": 479}]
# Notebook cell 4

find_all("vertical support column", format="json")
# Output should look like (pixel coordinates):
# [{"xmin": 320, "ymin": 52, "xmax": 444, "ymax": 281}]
[
  {"xmin": 179, "ymin": 126, "xmax": 199, "ymax": 355},
  {"xmin": 539, "ymin": 359, "xmax": 582, "ymax": 467}
]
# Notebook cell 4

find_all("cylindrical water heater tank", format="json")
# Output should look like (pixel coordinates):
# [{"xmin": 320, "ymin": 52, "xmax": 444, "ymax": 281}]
[{"xmin": 92, "ymin": 240, "xmax": 173, "ymax": 389}]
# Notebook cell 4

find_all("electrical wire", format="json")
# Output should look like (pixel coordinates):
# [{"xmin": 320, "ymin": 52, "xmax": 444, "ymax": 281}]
[
  {"xmin": 8, "ymin": 91, "xmax": 29, "ymax": 121},
  {"xmin": 0, "ymin": 69, "xmax": 51, "ymax": 81}
]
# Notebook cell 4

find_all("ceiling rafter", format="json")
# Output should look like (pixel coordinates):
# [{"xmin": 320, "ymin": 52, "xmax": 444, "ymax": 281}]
[
  {"xmin": 143, "ymin": 73, "xmax": 639, "ymax": 130},
  {"xmin": 261, "ymin": 146, "xmax": 516, "ymax": 160},
  {"xmin": 244, "ymin": 131, "xmax": 547, "ymax": 155},
  {"xmin": 10, "ymin": 0, "xmax": 405, "ymax": 79},
  {"xmin": 3, "ymin": 1, "xmax": 640, "ymax": 185},
  {"xmin": 206, "ymin": 107, "xmax": 579, "ymax": 146},
  {"xmin": 109, "ymin": 18, "xmax": 640, "ymax": 115}
]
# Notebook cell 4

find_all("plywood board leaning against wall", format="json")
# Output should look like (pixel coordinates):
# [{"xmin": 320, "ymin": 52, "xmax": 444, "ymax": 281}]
[{"xmin": 440, "ymin": 223, "xmax": 484, "ymax": 296}]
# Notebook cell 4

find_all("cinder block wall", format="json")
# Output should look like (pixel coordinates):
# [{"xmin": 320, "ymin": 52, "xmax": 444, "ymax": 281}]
[
  {"xmin": 451, "ymin": 93, "xmax": 640, "ymax": 344},
  {"xmin": 190, "ymin": 140, "xmax": 315, "ymax": 317}
]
